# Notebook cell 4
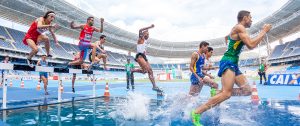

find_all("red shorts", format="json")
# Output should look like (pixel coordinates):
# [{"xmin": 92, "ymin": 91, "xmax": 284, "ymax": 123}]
[{"xmin": 23, "ymin": 34, "xmax": 38, "ymax": 45}]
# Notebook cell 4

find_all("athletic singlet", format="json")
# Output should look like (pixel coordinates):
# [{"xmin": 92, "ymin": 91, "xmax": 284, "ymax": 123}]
[
  {"xmin": 39, "ymin": 60, "xmax": 48, "ymax": 67},
  {"xmin": 26, "ymin": 19, "xmax": 49, "ymax": 38},
  {"xmin": 193, "ymin": 52, "xmax": 205, "ymax": 74},
  {"xmin": 1, "ymin": 60, "xmax": 10, "ymax": 63},
  {"xmin": 96, "ymin": 42, "xmax": 104, "ymax": 53},
  {"xmin": 79, "ymin": 25, "xmax": 94, "ymax": 42},
  {"xmin": 137, "ymin": 40, "xmax": 148, "ymax": 54},
  {"xmin": 203, "ymin": 58, "xmax": 211, "ymax": 73},
  {"xmin": 221, "ymin": 36, "xmax": 245, "ymax": 64},
  {"xmin": 37, "ymin": 21, "xmax": 49, "ymax": 34}
]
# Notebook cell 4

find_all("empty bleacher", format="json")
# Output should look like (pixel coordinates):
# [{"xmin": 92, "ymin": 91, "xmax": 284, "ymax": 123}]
[
  {"xmin": 5, "ymin": 27, "xmax": 31, "ymax": 53},
  {"xmin": 0, "ymin": 25, "xmax": 200, "ymax": 69},
  {"xmin": 269, "ymin": 38, "xmax": 300, "ymax": 60}
]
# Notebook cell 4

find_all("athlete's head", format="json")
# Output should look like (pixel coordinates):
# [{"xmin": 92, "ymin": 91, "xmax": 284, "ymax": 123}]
[
  {"xmin": 43, "ymin": 11, "xmax": 56, "ymax": 23},
  {"xmin": 41, "ymin": 55, "xmax": 47, "ymax": 61},
  {"xmin": 143, "ymin": 30, "xmax": 149, "ymax": 40},
  {"xmin": 199, "ymin": 41, "xmax": 209, "ymax": 53},
  {"xmin": 100, "ymin": 35, "xmax": 106, "ymax": 44},
  {"xmin": 237, "ymin": 10, "xmax": 252, "ymax": 28},
  {"xmin": 4, "ymin": 55, "xmax": 9, "ymax": 62},
  {"xmin": 87, "ymin": 16, "xmax": 94, "ymax": 26},
  {"xmin": 127, "ymin": 58, "xmax": 130, "ymax": 63},
  {"xmin": 206, "ymin": 47, "xmax": 213, "ymax": 58}
]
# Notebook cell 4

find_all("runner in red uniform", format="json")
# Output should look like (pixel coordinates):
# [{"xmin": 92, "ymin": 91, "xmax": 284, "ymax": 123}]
[
  {"xmin": 23, "ymin": 11, "xmax": 60, "ymax": 67},
  {"xmin": 67, "ymin": 17, "xmax": 104, "ymax": 66}
]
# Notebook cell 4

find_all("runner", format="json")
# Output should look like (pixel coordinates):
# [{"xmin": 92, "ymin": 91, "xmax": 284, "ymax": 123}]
[
  {"xmin": 67, "ymin": 17, "xmax": 104, "ymax": 67},
  {"xmin": 189, "ymin": 42, "xmax": 218, "ymax": 97},
  {"xmin": 23, "ymin": 11, "xmax": 60, "ymax": 67},
  {"xmin": 88, "ymin": 35, "xmax": 108, "ymax": 70},
  {"xmin": 37, "ymin": 55, "xmax": 49, "ymax": 95},
  {"xmin": 191, "ymin": 10, "xmax": 272, "ymax": 126},
  {"xmin": 1, "ymin": 56, "xmax": 11, "ymax": 86},
  {"xmin": 131, "ymin": 24, "xmax": 163, "ymax": 93}
]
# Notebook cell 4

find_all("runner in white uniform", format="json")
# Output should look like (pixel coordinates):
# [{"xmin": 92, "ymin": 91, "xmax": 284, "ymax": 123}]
[{"xmin": 131, "ymin": 24, "xmax": 163, "ymax": 93}]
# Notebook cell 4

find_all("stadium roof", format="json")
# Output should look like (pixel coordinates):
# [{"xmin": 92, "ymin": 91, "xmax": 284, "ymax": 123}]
[{"xmin": 0, "ymin": 0, "xmax": 300, "ymax": 58}]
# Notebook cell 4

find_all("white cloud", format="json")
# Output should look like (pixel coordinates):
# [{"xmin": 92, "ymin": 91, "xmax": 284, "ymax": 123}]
[{"xmin": 65, "ymin": 0, "xmax": 288, "ymax": 42}]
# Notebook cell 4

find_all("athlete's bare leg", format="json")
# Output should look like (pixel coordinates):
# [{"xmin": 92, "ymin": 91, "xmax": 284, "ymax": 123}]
[
  {"xmin": 26, "ymin": 39, "xmax": 39, "ymax": 60},
  {"xmin": 194, "ymin": 69, "xmax": 235, "ymax": 114},
  {"xmin": 41, "ymin": 76, "xmax": 48, "ymax": 95},
  {"xmin": 189, "ymin": 83, "xmax": 204, "ymax": 96},
  {"xmin": 37, "ymin": 35, "xmax": 50, "ymax": 56}
]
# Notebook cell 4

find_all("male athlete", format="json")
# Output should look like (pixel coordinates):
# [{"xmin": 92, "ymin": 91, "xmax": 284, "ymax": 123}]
[
  {"xmin": 37, "ymin": 55, "xmax": 49, "ymax": 95},
  {"xmin": 23, "ymin": 11, "xmax": 60, "ymax": 67},
  {"xmin": 189, "ymin": 42, "xmax": 218, "ymax": 97},
  {"xmin": 67, "ymin": 17, "xmax": 104, "ymax": 67},
  {"xmin": 191, "ymin": 10, "xmax": 272, "ymax": 126},
  {"xmin": 88, "ymin": 35, "xmax": 108, "ymax": 70}
]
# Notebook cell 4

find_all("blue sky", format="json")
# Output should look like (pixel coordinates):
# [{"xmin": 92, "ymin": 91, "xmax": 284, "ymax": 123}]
[{"xmin": 65, "ymin": 0, "xmax": 288, "ymax": 41}]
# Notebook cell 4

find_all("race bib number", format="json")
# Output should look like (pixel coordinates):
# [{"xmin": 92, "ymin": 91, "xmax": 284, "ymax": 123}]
[{"xmin": 84, "ymin": 34, "xmax": 92, "ymax": 41}]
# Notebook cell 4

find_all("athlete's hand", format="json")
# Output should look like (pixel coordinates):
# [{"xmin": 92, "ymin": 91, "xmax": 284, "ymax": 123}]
[
  {"xmin": 100, "ymin": 18, "xmax": 104, "ymax": 23},
  {"xmin": 51, "ymin": 23, "xmax": 58, "ymax": 29},
  {"xmin": 150, "ymin": 24, "xmax": 155, "ymax": 28},
  {"xmin": 102, "ymin": 50, "xmax": 106, "ymax": 53},
  {"xmin": 55, "ymin": 42, "xmax": 61, "ymax": 47},
  {"xmin": 70, "ymin": 21, "xmax": 75, "ymax": 28},
  {"xmin": 262, "ymin": 24, "xmax": 272, "ymax": 33},
  {"xmin": 198, "ymin": 77, "xmax": 203, "ymax": 83}
]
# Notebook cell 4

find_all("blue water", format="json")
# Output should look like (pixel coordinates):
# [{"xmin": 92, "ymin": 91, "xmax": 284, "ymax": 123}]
[
  {"xmin": 0, "ymin": 79, "xmax": 300, "ymax": 125},
  {"xmin": 0, "ymin": 96, "xmax": 300, "ymax": 126}
]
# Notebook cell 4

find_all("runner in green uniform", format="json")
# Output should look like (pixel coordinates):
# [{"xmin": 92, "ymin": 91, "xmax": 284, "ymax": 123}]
[{"xmin": 191, "ymin": 10, "xmax": 272, "ymax": 126}]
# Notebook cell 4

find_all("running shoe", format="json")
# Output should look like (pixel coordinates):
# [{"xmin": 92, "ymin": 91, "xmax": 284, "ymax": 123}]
[
  {"xmin": 26, "ymin": 58, "xmax": 33, "ymax": 68},
  {"xmin": 210, "ymin": 88, "xmax": 217, "ymax": 97},
  {"xmin": 191, "ymin": 110, "xmax": 202, "ymax": 126},
  {"xmin": 152, "ymin": 86, "xmax": 163, "ymax": 92}
]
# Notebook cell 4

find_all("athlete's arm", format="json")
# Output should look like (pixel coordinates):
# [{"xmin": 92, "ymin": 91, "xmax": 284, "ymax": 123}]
[
  {"xmin": 37, "ymin": 60, "xmax": 41, "ymax": 66},
  {"xmin": 95, "ymin": 41, "xmax": 106, "ymax": 53},
  {"xmin": 70, "ymin": 21, "xmax": 84, "ymax": 29},
  {"xmin": 49, "ymin": 28, "xmax": 59, "ymax": 45},
  {"xmin": 139, "ymin": 24, "xmax": 154, "ymax": 33},
  {"xmin": 238, "ymin": 24, "xmax": 272, "ymax": 50},
  {"xmin": 190, "ymin": 52, "xmax": 202, "ymax": 80},
  {"xmin": 139, "ymin": 24, "xmax": 154, "ymax": 38},
  {"xmin": 94, "ymin": 18, "xmax": 104, "ymax": 33},
  {"xmin": 37, "ymin": 18, "xmax": 56, "ymax": 29},
  {"xmin": 202, "ymin": 65, "xmax": 211, "ymax": 70}
]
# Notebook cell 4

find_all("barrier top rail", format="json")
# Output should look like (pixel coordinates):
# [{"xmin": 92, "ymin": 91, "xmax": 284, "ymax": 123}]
[{"xmin": 0, "ymin": 63, "xmax": 102, "ymax": 74}]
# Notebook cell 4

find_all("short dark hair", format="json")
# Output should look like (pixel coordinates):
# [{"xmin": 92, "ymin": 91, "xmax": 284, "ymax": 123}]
[
  {"xmin": 43, "ymin": 11, "xmax": 55, "ymax": 19},
  {"xmin": 199, "ymin": 41, "xmax": 209, "ymax": 48},
  {"xmin": 207, "ymin": 47, "xmax": 213, "ymax": 52},
  {"xmin": 87, "ymin": 16, "xmax": 94, "ymax": 22},
  {"xmin": 100, "ymin": 35, "xmax": 106, "ymax": 39},
  {"xmin": 237, "ymin": 10, "xmax": 250, "ymax": 22}
]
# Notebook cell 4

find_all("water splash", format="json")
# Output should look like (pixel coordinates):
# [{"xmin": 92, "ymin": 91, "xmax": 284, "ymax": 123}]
[
  {"xmin": 111, "ymin": 92, "xmax": 151, "ymax": 121},
  {"xmin": 110, "ymin": 91, "xmax": 260, "ymax": 126}
]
